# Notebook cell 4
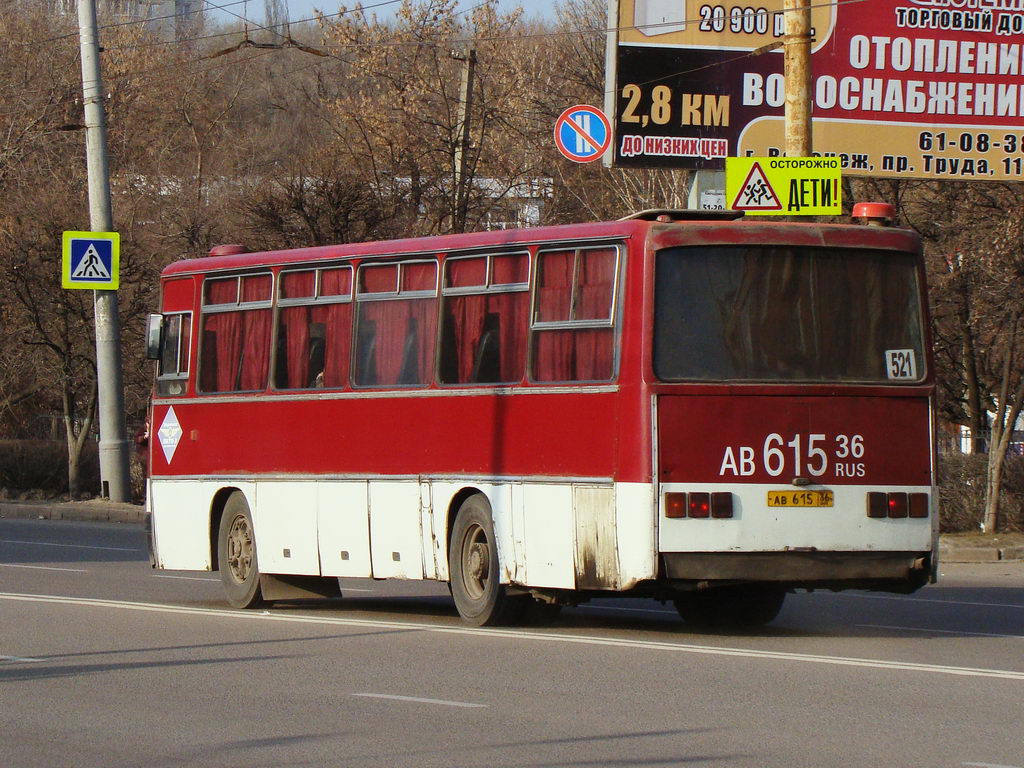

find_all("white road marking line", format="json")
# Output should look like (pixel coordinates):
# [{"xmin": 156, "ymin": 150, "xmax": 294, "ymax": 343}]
[
  {"xmin": 0, "ymin": 564, "xmax": 88, "ymax": 573},
  {"xmin": 0, "ymin": 539, "xmax": 139, "ymax": 553},
  {"xmin": 3, "ymin": 592, "xmax": 1024, "ymax": 682},
  {"xmin": 963, "ymin": 762, "xmax": 1024, "ymax": 768},
  {"xmin": 352, "ymin": 693, "xmax": 486, "ymax": 708},
  {"xmin": 0, "ymin": 655, "xmax": 42, "ymax": 663},
  {"xmin": 834, "ymin": 593, "xmax": 1024, "ymax": 611},
  {"xmin": 859, "ymin": 624, "xmax": 1024, "ymax": 640}
]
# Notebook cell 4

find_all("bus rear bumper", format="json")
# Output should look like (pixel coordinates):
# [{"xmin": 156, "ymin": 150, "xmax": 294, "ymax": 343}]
[{"xmin": 662, "ymin": 550, "xmax": 933, "ymax": 591}]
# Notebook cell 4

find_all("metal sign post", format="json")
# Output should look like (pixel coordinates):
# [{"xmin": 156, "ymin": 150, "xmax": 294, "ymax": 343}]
[{"xmin": 78, "ymin": 0, "xmax": 131, "ymax": 502}]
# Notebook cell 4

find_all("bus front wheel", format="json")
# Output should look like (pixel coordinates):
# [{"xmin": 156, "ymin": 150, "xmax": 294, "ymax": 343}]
[
  {"xmin": 449, "ymin": 495, "xmax": 520, "ymax": 626},
  {"xmin": 674, "ymin": 584, "xmax": 786, "ymax": 629},
  {"xmin": 217, "ymin": 492, "xmax": 266, "ymax": 609}
]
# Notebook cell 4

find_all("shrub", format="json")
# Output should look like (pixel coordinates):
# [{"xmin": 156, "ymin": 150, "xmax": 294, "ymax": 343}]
[
  {"xmin": 0, "ymin": 439, "xmax": 100, "ymax": 498},
  {"xmin": 937, "ymin": 453, "xmax": 1024, "ymax": 533}
]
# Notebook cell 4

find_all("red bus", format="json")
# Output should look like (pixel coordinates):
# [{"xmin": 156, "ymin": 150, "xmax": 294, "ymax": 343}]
[{"xmin": 145, "ymin": 206, "xmax": 937, "ymax": 627}]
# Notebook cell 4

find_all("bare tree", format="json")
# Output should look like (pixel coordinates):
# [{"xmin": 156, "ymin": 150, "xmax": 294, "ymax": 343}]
[{"xmin": 902, "ymin": 182, "xmax": 1024, "ymax": 532}]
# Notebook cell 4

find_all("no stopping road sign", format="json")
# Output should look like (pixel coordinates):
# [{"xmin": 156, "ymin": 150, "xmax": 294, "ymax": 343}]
[{"xmin": 554, "ymin": 105, "xmax": 611, "ymax": 163}]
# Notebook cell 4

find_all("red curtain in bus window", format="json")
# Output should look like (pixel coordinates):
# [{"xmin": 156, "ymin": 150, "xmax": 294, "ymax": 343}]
[
  {"xmin": 318, "ymin": 302, "xmax": 351, "ymax": 387},
  {"xmin": 490, "ymin": 291, "xmax": 527, "ymax": 382},
  {"xmin": 572, "ymin": 329, "xmax": 614, "ymax": 381},
  {"xmin": 279, "ymin": 305, "xmax": 311, "ymax": 389},
  {"xmin": 200, "ymin": 311, "xmax": 241, "ymax": 392},
  {"xmin": 442, "ymin": 291, "xmax": 527, "ymax": 384},
  {"xmin": 238, "ymin": 309, "xmax": 271, "ymax": 390},
  {"xmin": 402, "ymin": 261, "xmax": 437, "ymax": 292},
  {"xmin": 492, "ymin": 253, "xmax": 528, "ymax": 285},
  {"xmin": 532, "ymin": 251, "xmax": 575, "ymax": 382},
  {"xmin": 237, "ymin": 277, "xmax": 271, "ymax": 390},
  {"xmin": 535, "ymin": 250, "xmax": 573, "ymax": 322},
  {"xmin": 576, "ymin": 249, "xmax": 615, "ymax": 320},
  {"xmin": 533, "ymin": 327, "xmax": 614, "ymax": 382},
  {"xmin": 279, "ymin": 271, "xmax": 316, "ymax": 389},
  {"xmin": 358, "ymin": 298, "xmax": 436, "ymax": 386},
  {"xmin": 447, "ymin": 258, "xmax": 486, "ymax": 289},
  {"xmin": 361, "ymin": 263, "xmax": 398, "ymax": 293},
  {"xmin": 573, "ymin": 249, "xmax": 615, "ymax": 380},
  {"xmin": 533, "ymin": 330, "xmax": 574, "ymax": 382},
  {"xmin": 320, "ymin": 267, "xmax": 351, "ymax": 298},
  {"xmin": 445, "ymin": 294, "xmax": 486, "ymax": 383},
  {"xmin": 280, "ymin": 270, "xmax": 315, "ymax": 300},
  {"xmin": 205, "ymin": 277, "xmax": 238, "ymax": 306}
]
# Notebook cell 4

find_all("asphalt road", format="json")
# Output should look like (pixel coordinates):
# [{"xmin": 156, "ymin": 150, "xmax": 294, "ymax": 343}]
[{"xmin": 1, "ymin": 518, "xmax": 1022, "ymax": 768}]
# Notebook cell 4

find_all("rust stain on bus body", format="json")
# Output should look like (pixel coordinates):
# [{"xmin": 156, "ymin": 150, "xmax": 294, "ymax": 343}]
[{"xmin": 574, "ymin": 486, "xmax": 621, "ymax": 590}]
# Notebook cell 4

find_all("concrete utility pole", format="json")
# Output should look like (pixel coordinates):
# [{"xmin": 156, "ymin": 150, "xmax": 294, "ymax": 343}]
[
  {"xmin": 783, "ymin": 0, "xmax": 813, "ymax": 156},
  {"xmin": 452, "ymin": 47, "xmax": 477, "ymax": 233},
  {"xmin": 78, "ymin": 0, "xmax": 132, "ymax": 502}
]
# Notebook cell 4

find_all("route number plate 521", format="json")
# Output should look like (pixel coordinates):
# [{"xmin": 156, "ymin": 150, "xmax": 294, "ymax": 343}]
[{"xmin": 767, "ymin": 490, "xmax": 834, "ymax": 507}]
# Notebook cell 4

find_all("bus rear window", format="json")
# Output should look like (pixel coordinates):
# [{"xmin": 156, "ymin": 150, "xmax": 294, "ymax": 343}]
[{"xmin": 654, "ymin": 246, "xmax": 925, "ymax": 383}]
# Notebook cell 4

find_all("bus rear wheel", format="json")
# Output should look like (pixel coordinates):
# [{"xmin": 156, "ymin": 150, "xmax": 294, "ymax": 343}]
[
  {"xmin": 217, "ymin": 492, "xmax": 266, "ymax": 609},
  {"xmin": 674, "ymin": 584, "xmax": 786, "ymax": 629},
  {"xmin": 449, "ymin": 495, "xmax": 521, "ymax": 626}
]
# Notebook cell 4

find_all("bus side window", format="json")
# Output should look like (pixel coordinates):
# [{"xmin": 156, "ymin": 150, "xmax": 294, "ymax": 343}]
[
  {"xmin": 198, "ymin": 274, "xmax": 273, "ymax": 393},
  {"xmin": 275, "ymin": 267, "xmax": 352, "ymax": 391},
  {"xmin": 531, "ymin": 246, "xmax": 618, "ymax": 383},
  {"xmin": 156, "ymin": 312, "xmax": 191, "ymax": 396},
  {"xmin": 355, "ymin": 259, "xmax": 437, "ymax": 388},
  {"xmin": 439, "ymin": 253, "xmax": 528, "ymax": 386}
]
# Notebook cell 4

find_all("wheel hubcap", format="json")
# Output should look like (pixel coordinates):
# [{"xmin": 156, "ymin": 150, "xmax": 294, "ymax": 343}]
[
  {"xmin": 461, "ymin": 523, "xmax": 490, "ymax": 600},
  {"xmin": 226, "ymin": 515, "xmax": 254, "ymax": 584}
]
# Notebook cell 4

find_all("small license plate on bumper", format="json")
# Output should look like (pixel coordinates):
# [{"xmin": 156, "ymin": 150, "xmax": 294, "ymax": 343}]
[{"xmin": 767, "ymin": 490, "xmax": 834, "ymax": 507}]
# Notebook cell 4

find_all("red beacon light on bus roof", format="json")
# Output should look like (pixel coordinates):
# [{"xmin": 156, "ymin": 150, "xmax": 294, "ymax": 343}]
[
  {"xmin": 852, "ymin": 202, "xmax": 895, "ymax": 227},
  {"xmin": 208, "ymin": 244, "xmax": 248, "ymax": 257}
]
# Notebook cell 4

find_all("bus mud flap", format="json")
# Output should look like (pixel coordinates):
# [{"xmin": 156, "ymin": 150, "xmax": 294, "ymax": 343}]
[{"xmin": 573, "ymin": 486, "xmax": 620, "ymax": 590}]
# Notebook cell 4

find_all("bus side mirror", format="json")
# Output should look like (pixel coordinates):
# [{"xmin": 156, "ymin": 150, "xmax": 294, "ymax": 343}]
[{"xmin": 146, "ymin": 314, "xmax": 163, "ymax": 360}]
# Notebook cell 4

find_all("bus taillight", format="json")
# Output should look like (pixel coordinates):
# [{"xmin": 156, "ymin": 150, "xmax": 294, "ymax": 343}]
[
  {"xmin": 711, "ymin": 492, "xmax": 734, "ymax": 518},
  {"xmin": 867, "ymin": 492, "xmax": 888, "ymax": 518},
  {"xmin": 688, "ymin": 493, "xmax": 711, "ymax": 518},
  {"xmin": 867, "ymin": 492, "xmax": 928, "ymax": 518},
  {"xmin": 664, "ymin": 492, "xmax": 734, "ymax": 519},
  {"xmin": 888, "ymin": 493, "xmax": 909, "ymax": 518},
  {"xmin": 909, "ymin": 493, "xmax": 929, "ymax": 518},
  {"xmin": 666, "ymin": 492, "xmax": 686, "ymax": 518}
]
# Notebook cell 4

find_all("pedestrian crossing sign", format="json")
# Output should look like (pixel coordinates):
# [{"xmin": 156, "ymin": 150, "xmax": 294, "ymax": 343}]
[{"xmin": 62, "ymin": 231, "xmax": 120, "ymax": 290}]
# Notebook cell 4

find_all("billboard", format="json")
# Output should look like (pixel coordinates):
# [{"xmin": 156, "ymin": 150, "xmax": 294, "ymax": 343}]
[{"xmin": 606, "ymin": 0, "xmax": 1024, "ymax": 180}]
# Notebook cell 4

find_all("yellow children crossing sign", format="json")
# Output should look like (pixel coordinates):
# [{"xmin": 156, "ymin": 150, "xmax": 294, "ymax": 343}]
[
  {"xmin": 726, "ymin": 157, "xmax": 842, "ymax": 216},
  {"xmin": 62, "ymin": 231, "xmax": 120, "ymax": 290}
]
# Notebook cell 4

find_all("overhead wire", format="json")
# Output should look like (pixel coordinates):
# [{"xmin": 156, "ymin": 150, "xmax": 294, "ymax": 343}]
[
  {"xmin": 19, "ymin": 0, "xmax": 860, "ymax": 55},
  {"xmin": 12, "ymin": 0, "xmax": 252, "ymax": 46},
  {"xmin": 3, "ymin": 0, "xmax": 858, "ymax": 120}
]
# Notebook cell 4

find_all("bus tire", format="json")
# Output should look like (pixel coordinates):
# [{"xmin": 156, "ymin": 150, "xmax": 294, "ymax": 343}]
[
  {"xmin": 449, "ymin": 495, "xmax": 520, "ymax": 626},
  {"xmin": 674, "ymin": 584, "xmax": 785, "ymax": 629},
  {"xmin": 217, "ymin": 492, "xmax": 266, "ymax": 609}
]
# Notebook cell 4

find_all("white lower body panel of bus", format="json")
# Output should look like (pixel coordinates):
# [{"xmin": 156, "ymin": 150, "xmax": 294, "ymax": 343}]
[
  {"xmin": 148, "ymin": 477, "xmax": 657, "ymax": 592},
  {"xmin": 148, "ymin": 476, "xmax": 935, "ymax": 594}
]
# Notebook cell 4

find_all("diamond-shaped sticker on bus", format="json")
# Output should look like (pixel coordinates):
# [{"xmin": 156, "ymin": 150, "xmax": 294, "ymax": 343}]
[{"xmin": 158, "ymin": 407, "xmax": 183, "ymax": 464}]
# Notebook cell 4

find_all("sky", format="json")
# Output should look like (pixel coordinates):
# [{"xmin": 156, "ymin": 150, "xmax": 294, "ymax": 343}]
[{"xmin": 207, "ymin": 0, "xmax": 560, "ymax": 27}]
